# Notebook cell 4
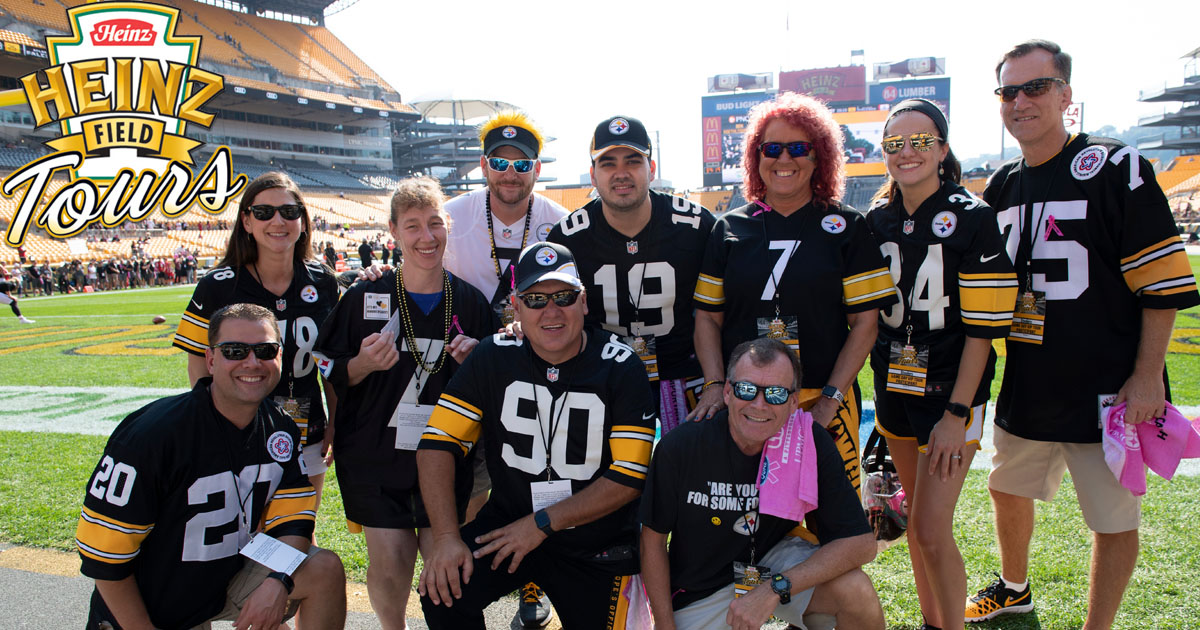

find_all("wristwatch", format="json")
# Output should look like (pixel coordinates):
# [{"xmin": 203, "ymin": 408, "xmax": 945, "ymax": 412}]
[
  {"xmin": 770, "ymin": 573, "xmax": 791, "ymax": 604},
  {"xmin": 945, "ymin": 401, "xmax": 970, "ymax": 419},
  {"xmin": 534, "ymin": 509, "xmax": 554, "ymax": 536},
  {"xmin": 821, "ymin": 385, "xmax": 844, "ymax": 403},
  {"xmin": 267, "ymin": 571, "xmax": 294, "ymax": 595}
]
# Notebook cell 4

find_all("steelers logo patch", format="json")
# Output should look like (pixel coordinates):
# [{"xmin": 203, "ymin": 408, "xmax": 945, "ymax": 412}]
[
  {"xmin": 536, "ymin": 223, "xmax": 554, "ymax": 240},
  {"xmin": 932, "ymin": 211, "xmax": 957, "ymax": 238},
  {"xmin": 300, "ymin": 284, "xmax": 318, "ymax": 303},
  {"xmin": 609, "ymin": 118, "xmax": 630, "ymax": 135},
  {"xmin": 821, "ymin": 214, "xmax": 846, "ymax": 234},
  {"xmin": 536, "ymin": 246, "xmax": 557, "ymax": 266},
  {"xmin": 267, "ymin": 431, "xmax": 293, "ymax": 463},
  {"xmin": 1070, "ymin": 145, "xmax": 1108, "ymax": 181},
  {"xmin": 502, "ymin": 126, "xmax": 518, "ymax": 139}
]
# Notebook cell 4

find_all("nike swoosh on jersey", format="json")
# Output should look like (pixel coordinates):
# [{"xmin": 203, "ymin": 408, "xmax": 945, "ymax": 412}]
[
  {"xmin": 642, "ymin": 412, "xmax": 656, "ymax": 420},
  {"xmin": 191, "ymin": 299, "xmax": 203, "ymax": 310},
  {"xmin": 980, "ymin": 253, "xmax": 1001, "ymax": 263}
]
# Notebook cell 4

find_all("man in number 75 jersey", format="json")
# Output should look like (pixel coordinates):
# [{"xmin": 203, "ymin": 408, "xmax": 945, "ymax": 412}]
[
  {"xmin": 965, "ymin": 40, "xmax": 1200, "ymax": 628},
  {"xmin": 549, "ymin": 115, "xmax": 716, "ymax": 432}
]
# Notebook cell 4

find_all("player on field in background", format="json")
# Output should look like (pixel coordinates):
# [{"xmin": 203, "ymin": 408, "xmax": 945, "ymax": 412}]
[
  {"xmin": 549, "ymin": 115, "xmax": 715, "ymax": 432},
  {"xmin": 0, "ymin": 262, "xmax": 34, "ymax": 323},
  {"xmin": 964, "ymin": 40, "xmax": 1200, "ymax": 628},
  {"xmin": 443, "ymin": 110, "xmax": 569, "ymax": 628}
]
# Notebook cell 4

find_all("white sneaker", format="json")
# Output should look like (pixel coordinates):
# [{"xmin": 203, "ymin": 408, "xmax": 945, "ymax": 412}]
[{"xmin": 18, "ymin": 316, "xmax": 34, "ymax": 324}]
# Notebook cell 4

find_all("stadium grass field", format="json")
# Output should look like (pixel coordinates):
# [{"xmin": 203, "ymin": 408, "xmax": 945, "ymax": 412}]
[{"xmin": 0, "ymin": 256, "xmax": 1197, "ymax": 629}]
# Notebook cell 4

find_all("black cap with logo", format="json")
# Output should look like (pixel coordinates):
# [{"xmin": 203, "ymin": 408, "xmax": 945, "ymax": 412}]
[
  {"xmin": 515, "ymin": 241, "xmax": 583, "ymax": 292},
  {"xmin": 590, "ymin": 115, "xmax": 652, "ymax": 161},
  {"xmin": 483, "ymin": 124, "xmax": 540, "ymax": 159}
]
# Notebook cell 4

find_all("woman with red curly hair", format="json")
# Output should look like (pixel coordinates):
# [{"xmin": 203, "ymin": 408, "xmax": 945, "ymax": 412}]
[{"xmin": 691, "ymin": 92, "xmax": 897, "ymax": 494}]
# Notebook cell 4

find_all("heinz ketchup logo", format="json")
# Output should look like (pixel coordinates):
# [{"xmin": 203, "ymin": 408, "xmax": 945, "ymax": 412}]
[{"xmin": 90, "ymin": 19, "xmax": 156, "ymax": 46}]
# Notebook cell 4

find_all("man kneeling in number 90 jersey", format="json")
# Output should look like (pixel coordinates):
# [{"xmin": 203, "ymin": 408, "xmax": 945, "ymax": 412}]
[
  {"xmin": 79, "ymin": 304, "xmax": 346, "ymax": 630},
  {"xmin": 417, "ymin": 241, "xmax": 658, "ymax": 630}
]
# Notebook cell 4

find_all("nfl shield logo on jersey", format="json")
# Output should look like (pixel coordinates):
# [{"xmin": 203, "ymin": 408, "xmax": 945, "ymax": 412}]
[
  {"xmin": 276, "ymin": 298, "xmax": 287, "ymax": 311},
  {"xmin": 903, "ymin": 219, "xmax": 915, "ymax": 235},
  {"xmin": 547, "ymin": 367, "xmax": 560, "ymax": 382},
  {"xmin": 626, "ymin": 240, "xmax": 639, "ymax": 254}
]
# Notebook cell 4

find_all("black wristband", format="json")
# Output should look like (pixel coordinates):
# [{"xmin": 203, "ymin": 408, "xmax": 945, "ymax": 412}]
[
  {"xmin": 945, "ymin": 401, "xmax": 970, "ymax": 419},
  {"xmin": 534, "ymin": 509, "xmax": 554, "ymax": 536},
  {"xmin": 267, "ymin": 571, "xmax": 295, "ymax": 595}
]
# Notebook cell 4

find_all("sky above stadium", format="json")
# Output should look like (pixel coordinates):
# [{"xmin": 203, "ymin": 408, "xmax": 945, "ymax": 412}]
[{"xmin": 327, "ymin": 0, "xmax": 1199, "ymax": 191}]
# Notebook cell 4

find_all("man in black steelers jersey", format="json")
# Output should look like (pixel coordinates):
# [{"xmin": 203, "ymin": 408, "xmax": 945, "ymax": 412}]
[
  {"xmin": 78, "ymin": 304, "xmax": 345, "ymax": 630},
  {"xmin": 641, "ymin": 338, "xmax": 883, "ymax": 630},
  {"xmin": 549, "ymin": 115, "xmax": 716, "ymax": 433},
  {"xmin": 964, "ymin": 40, "xmax": 1200, "ymax": 627},
  {"xmin": 416, "ymin": 242, "xmax": 657, "ymax": 630}
]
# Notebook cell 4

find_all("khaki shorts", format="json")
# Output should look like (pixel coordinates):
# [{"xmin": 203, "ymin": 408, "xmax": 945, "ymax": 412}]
[
  {"xmin": 989, "ymin": 426, "xmax": 1140, "ymax": 533},
  {"xmin": 191, "ymin": 546, "xmax": 321, "ymax": 629}
]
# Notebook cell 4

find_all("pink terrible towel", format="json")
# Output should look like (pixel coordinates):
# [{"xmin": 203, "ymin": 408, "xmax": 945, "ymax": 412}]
[
  {"xmin": 757, "ymin": 410, "xmax": 818, "ymax": 521},
  {"xmin": 1103, "ymin": 402, "xmax": 1200, "ymax": 496}
]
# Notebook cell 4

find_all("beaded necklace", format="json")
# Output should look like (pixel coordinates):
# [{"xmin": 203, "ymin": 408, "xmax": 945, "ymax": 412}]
[
  {"xmin": 485, "ymin": 193, "xmax": 534, "ymax": 280},
  {"xmin": 395, "ymin": 265, "xmax": 453, "ymax": 393}
]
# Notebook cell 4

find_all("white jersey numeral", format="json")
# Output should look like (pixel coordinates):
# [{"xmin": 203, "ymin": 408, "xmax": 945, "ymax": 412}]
[
  {"xmin": 878, "ymin": 242, "xmax": 949, "ymax": 330},
  {"xmin": 88, "ymin": 455, "xmax": 137, "ymax": 507},
  {"xmin": 996, "ymin": 201, "xmax": 1089, "ymax": 300},
  {"xmin": 760, "ymin": 240, "xmax": 800, "ymax": 301},
  {"xmin": 499, "ymin": 382, "xmax": 604, "ymax": 480},
  {"xmin": 278, "ymin": 316, "xmax": 318, "ymax": 378},
  {"xmin": 594, "ymin": 262, "xmax": 676, "ymax": 337},
  {"xmin": 181, "ymin": 464, "xmax": 284, "ymax": 561},
  {"xmin": 1109, "ymin": 147, "xmax": 1145, "ymax": 191},
  {"xmin": 559, "ymin": 210, "xmax": 591, "ymax": 236}
]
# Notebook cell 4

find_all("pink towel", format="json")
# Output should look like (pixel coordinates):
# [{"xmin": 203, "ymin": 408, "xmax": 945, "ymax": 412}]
[
  {"xmin": 1103, "ymin": 402, "xmax": 1200, "ymax": 496},
  {"xmin": 757, "ymin": 410, "xmax": 818, "ymax": 521}
]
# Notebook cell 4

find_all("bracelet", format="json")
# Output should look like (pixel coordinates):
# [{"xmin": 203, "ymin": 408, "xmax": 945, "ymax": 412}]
[
  {"xmin": 267, "ymin": 571, "xmax": 295, "ymax": 595},
  {"xmin": 702, "ymin": 379, "xmax": 724, "ymax": 392}
]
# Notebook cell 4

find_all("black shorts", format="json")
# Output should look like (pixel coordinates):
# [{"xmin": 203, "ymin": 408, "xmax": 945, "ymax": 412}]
[
  {"xmin": 420, "ymin": 509, "xmax": 640, "ymax": 630},
  {"xmin": 340, "ymin": 481, "xmax": 433, "ymax": 529},
  {"xmin": 874, "ymin": 388, "xmax": 985, "ymax": 450}
]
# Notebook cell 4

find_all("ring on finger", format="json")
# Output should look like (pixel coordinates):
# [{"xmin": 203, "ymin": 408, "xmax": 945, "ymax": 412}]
[{"xmin": 951, "ymin": 454, "xmax": 963, "ymax": 460}]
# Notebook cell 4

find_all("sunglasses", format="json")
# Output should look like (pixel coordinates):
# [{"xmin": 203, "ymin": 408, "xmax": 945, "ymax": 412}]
[
  {"xmin": 993, "ymin": 77, "xmax": 1066, "ymax": 102},
  {"xmin": 881, "ymin": 132, "xmax": 944, "ymax": 154},
  {"xmin": 731, "ymin": 381, "xmax": 794, "ymax": 406},
  {"xmin": 758, "ymin": 141, "xmax": 814, "ymax": 159},
  {"xmin": 213, "ymin": 341, "xmax": 281, "ymax": 361},
  {"xmin": 487, "ymin": 157, "xmax": 536, "ymax": 173},
  {"xmin": 247, "ymin": 204, "xmax": 304, "ymax": 221},
  {"xmin": 517, "ymin": 289, "xmax": 581, "ymax": 309}
]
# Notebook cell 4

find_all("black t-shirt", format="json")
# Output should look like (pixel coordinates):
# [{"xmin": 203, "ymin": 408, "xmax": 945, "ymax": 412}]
[
  {"xmin": 640, "ymin": 410, "xmax": 871, "ymax": 610},
  {"xmin": 173, "ymin": 261, "xmax": 341, "ymax": 446},
  {"xmin": 420, "ymin": 328, "xmax": 657, "ymax": 559},
  {"xmin": 313, "ymin": 269, "xmax": 495, "ymax": 491},
  {"xmin": 548, "ymin": 191, "xmax": 716, "ymax": 380},
  {"xmin": 77, "ymin": 379, "xmax": 316, "ymax": 629},
  {"xmin": 865, "ymin": 181, "xmax": 1018, "ymax": 403},
  {"xmin": 984, "ymin": 134, "xmax": 1200, "ymax": 442},
  {"xmin": 694, "ymin": 201, "xmax": 897, "ymax": 388}
]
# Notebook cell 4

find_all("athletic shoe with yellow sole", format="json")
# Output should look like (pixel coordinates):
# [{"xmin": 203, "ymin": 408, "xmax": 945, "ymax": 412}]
[{"xmin": 965, "ymin": 572, "xmax": 1034, "ymax": 622}]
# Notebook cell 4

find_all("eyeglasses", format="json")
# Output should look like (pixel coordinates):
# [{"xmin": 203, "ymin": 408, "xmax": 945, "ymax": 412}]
[
  {"xmin": 247, "ymin": 204, "xmax": 304, "ymax": 221},
  {"xmin": 487, "ymin": 157, "xmax": 536, "ymax": 173},
  {"xmin": 758, "ymin": 141, "xmax": 814, "ymax": 159},
  {"xmin": 881, "ymin": 132, "xmax": 944, "ymax": 154},
  {"xmin": 993, "ymin": 77, "xmax": 1066, "ymax": 102},
  {"xmin": 731, "ymin": 381, "xmax": 794, "ymax": 406},
  {"xmin": 517, "ymin": 289, "xmax": 581, "ymax": 309},
  {"xmin": 213, "ymin": 341, "xmax": 281, "ymax": 361}
]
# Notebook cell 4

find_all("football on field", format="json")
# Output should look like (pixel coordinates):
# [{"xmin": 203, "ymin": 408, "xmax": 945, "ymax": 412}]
[{"xmin": 152, "ymin": 315, "xmax": 166, "ymax": 324}]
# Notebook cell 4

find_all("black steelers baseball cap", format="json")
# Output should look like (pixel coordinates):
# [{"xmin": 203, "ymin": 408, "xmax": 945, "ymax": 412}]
[
  {"xmin": 590, "ymin": 115, "xmax": 652, "ymax": 161},
  {"xmin": 515, "ymin": 241, "xmax": 583, "ymax": 292},
  {"xmin": 483, "ymin": 123, "xmax": 540, "ymax": 159}
]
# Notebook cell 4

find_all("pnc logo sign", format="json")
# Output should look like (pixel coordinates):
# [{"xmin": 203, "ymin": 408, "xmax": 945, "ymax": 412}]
[{"xmin": 1, "ymin": 2, "xmax": 246, "ymax": 248}]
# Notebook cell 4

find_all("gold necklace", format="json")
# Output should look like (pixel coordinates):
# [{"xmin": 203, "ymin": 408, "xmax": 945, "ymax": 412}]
[{"xmin": 396, "ymin": 265, "xmax": 453, "ymax": 382}]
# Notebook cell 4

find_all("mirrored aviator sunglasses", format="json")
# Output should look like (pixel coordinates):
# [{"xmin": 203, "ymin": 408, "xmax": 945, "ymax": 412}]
[
  {"xmin": 881, "ymin": 132, "xmax": 943, "ymax": 154},
  {"xmin": 732, "ymin": 381, "xmax": 793, "ymax": 405},
  {"xmin": 248, "ymin": 204, "xmax": 304, "ymax": 221},
  {"xmin": 758, "ymin": 141, "xmax": 814, "ymax": 159},
  {"xmin": 993, "ymin": 77, "xmax": 1066, "ymax": 102},
  {"xmin": 214, "ymin": 341, "xmax": 281, "ymax": 361},
  {"xmin": 488, "ymin": 157, "xmax": 536, "ymax": 173},
  {"xmin": 517, "ymin": 289, "xmax": 581, "ymax": 309}
]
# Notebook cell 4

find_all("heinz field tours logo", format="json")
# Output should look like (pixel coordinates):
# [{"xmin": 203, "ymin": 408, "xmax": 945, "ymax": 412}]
[{"xmin": 1, "ymin": 2, "xmax": 246, "ymax": 248}]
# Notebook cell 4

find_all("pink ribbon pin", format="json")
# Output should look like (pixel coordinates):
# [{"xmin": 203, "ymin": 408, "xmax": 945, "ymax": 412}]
[
  {"xmin": 751, "ymin": 200, "xmax": 773, "ymax": 216},
  {"xmin": 1044, "ymin": 215, "xmax": 1063, "ymax": 240}
]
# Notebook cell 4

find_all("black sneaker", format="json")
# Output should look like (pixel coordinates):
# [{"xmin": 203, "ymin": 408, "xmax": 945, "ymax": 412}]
[
  {"xmin": 517, "ymin": 581, "xmax": 553, "ymax": 628},
  {"xmin": 965, "ymin": 572, "xmax": 1034, "ymax": 622}
]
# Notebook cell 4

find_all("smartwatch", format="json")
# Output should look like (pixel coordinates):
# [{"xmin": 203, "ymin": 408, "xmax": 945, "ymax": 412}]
[
  {"xmin": 534, "ymin": 509, "xmax": 554, "ymax": 536},
  {"xmin": 267, "ymin": 571, "xmax": 294, "ymax": 595},
  {"xmin": 945, "ymin": 401, "xmax": 970, "ymax": 419},
  {"xmin": 821, "ymin": 385, "xmax": 844, "ymax": 403},
  {"xmin": 770, "ymin": 573, "xmax": 792, "ymax": 604}
]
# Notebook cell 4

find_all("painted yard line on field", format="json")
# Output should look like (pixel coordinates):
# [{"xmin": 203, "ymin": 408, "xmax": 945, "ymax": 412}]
[
  {"xmin": 6, "ymin": 314, "xmax": 180, "ymax": 319},
  {"xmin": 17, "ymin": 285, "xmax": 195, "ymax": 302},
  {"xmin": 3, "ymin": 386, "xmax": 1197, "ymax": 478}
]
